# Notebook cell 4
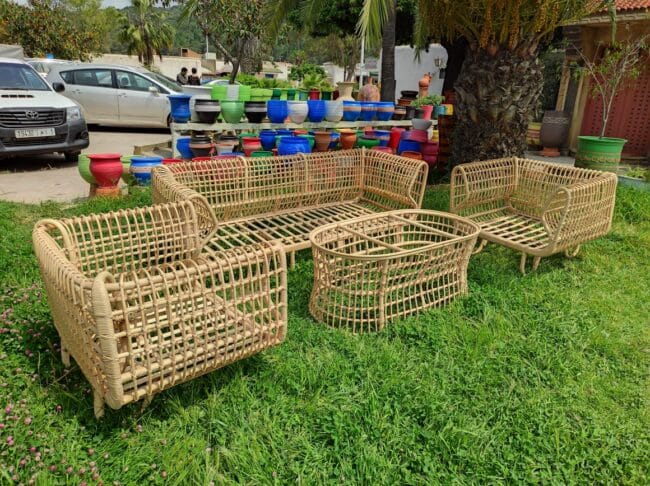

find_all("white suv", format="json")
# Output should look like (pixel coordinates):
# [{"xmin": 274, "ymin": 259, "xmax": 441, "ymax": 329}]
[{"xmin": 0, "ymin": 58, "xmax": 89, "ymax": 162}]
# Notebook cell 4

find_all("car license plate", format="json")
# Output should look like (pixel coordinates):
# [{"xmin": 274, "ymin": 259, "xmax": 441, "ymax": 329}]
[{"xmin": 15, "ymin": 128, "xmax": 56, "ymax": 139}]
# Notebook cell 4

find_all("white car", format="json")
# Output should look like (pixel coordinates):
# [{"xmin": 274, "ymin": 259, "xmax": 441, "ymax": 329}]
[
  {"xmin": 45, "ymin": 63, "xmax": 183, "ymax": 128},
  {"xmin": 0, "ymin": 58, "xmax": 89, "ymax": 161}
]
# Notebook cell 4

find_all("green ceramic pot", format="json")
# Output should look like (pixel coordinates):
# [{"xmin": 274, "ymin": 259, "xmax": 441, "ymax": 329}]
[
  {"xmin": 286, "ymin": 89, "xmax": 296, "ymax": 101},
  {"xmin": 220, "ymin": 101, "xmax": 245, "ymax": 123},
  {"xmin": 211, "ymin": 85, "xmax": 227, "ymax": 101},
  {"xmin": 298, "ymin": 90, "xmax": 309, "ymax": 101},
  {"xmin": 78, "ymin": 154, "xmax": 96, "ymax": 184},
  {"xmin": 575, "ymin": 135, "xmax": 627, "ymax": 173},
  {"xmin": 238, "ymin": 85, "xmax": 252, "ymax": 102},
  {"xmin": 357, "ymin": 136, "xmax": 380, "ymax": 149},
  {"xmin": 321, "ymin": 91, "xmax": 333, "ymax": 100},
  {"xmin": 251, "ymin": 151, "xmax": 273, "ymax": 157}
]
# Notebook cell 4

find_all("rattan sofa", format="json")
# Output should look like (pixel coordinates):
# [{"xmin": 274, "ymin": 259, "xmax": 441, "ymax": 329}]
[
  {"xmin": 33, "ymin": 201, "xmax": 287, "ymax": 417},
  {"xmin": 152, "ymin": 149, "xmax": 428, "ymax": 264},
  {"xmin": 450, "ymin": 157, "xmax": 618, "ymax": 273}
]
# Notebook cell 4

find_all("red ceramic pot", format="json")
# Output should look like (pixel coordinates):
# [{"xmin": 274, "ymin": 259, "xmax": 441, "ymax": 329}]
[
  {"xmin": 421, "ymin": 141, "xmax": 439, "ymax": 156},
  {"xmin": 192, "ymin": 157, "xmax": 215, "ymax": 162},
  {"xmin": 162, "ymin": 158, "xmax": 183, "ymax": 165},
  {"xmin": 308, "ymin": 89, "xmax": 320, "ymax": 100},
  {"xmin": 423, "ymin": 155, "xmax": 437, "ymax": 167},
  {"xmin": 405, "ymin": 129, "xmax": 428, "ymax": 143},
  {"xmin": 89, "ymin": 153, "xmax": 123, "ymax": 188},
  {"xmin": 372, "ymin": 147, "xmax": 393, "ymax": 154},
  {"xmin": 389, "ymin": 128, "xmax": 406, "ymax": 150},
  {"xmin": 401, "ymin": 150, "xmax": 423, "ymax": 160},
  {"xmin": 419, "ymin": 105, "xmax": 434, "ymax": 120}
]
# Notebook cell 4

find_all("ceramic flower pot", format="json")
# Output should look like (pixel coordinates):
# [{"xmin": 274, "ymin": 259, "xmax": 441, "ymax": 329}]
[
  {"xmin": 260, "ymin": 130, "xmax": 277, "ymax": 150},
  {"xmin": 401, "ymin": 150, "xmax": 423, "ymax": 160},
  {"xmin": 297, "ymin": 134, "xmax": 315, "ymax": 150},
  {"xmin": 278, "ymin": 136, "xmax": 311, "ymax": 155},
  {"xmin": 342, "ymin": 101, "xmax": 361, "ymax": 121},
  {"xmin": 416, "ymin": 105, "xmax": 434, "ymax": 120},
  {"xmin": 575, "ymin": 135, "xmax": 627, "ymax": 173},
  {"xmin": 288, "ymin": 101, "xmax": 309, "ymax": 124},
  {"xmin": 251, "ymin": 151, "xmax": 274, "ymax": 157},
  {"xmin": 216, "ymin": 142, "xmax": 237, "ymax": 155},
  {"xmin": 404, "ymin": 105, "xmax": 416, "ymax": 120},
  {"xmin": 194, "ymin": 99, "xmax": 220, "ymax": 124},
  {"xmin": 398, "ymin": 140, "xmax": 421, "ymax": 154},
  {"xmin": 314, "ymin": 131, "xmax": 331, "ymax": 152},
  {"xmin": 267, "ymin": 100, "xmax": 289, "ymax": 123},
  {"xmin": 168, "ymin": 94, "xmax": 192, "ymax": 123},
  {"xmin": 307, "ymin": 100, "xmax": 327, "ymax": 123},
  {"xmin": 540, "ymin": 110, "xmax": 570, "ymax": 156},
  {"xmin": 286, "ymin": 89, "xmax": 296, "ymax": 101},
  {"xmin": 189, "ymin": 133, "xmax": 213, "ymax": 157},
  {"xmin": 244, "ymin": 101, "xmax": 267, "ymax": 123},
  {"xmin": 308, "ymin": 89, "xmax": 320, "ymax": 100},
  {"xmin": 329, "ymin": 132, "xmax": 340, "ymax": 150},
  {"xmin": 339, "ymin": 129, "xmax": 357, "ymax": 150},
  {"xmin": 389, "ymin": 128, "xmax": 405, "ymax": 150},
  {"xmin": 412, "ymin": 118, "xmax": 432, "ymax": 131},
  {"xmin": 421, "ymin": 141, "xmax": 440, "ymax": 157},
  {"xmin": 357, "ymin": 136, "xmax": 380, "ymax": 149},
  {"xmin": 89, "ymin": 153, "xmax": 123, "ymax": 188},
  {"xmin": 176, "ymin": 136, "xmax": 193, "ymax": 160},
  {"xmin": 211, "ymin": 85, "xmax": 227, "ymax": 101},
  {"xmin": 321, "ymin": 91, "xmax": 333, "ymax": 101},
  {"xmin": 162, "ymin": 158, "xmax": 183, "ymax": 165},
  {"xmin": 401, "ymin": 90, "xmax": 418, "ymax": 100},
  {"xmin": 129, "ymin": 155, "xmax": 163, "ymax": 186},
  {"xmin": 241, "ymin": 136, "xmax": 262, "ymax": 157},
  {"xmin": 325, "ymin": 100, "xmax": 343, "ymax": 122},
  {"xmin": 78, "ymin": 154, "xmax": 95, "ymax": 185},
  {"xmin": 373, "ymin": 146, "xmax": 393, "ymax": 154},
  {"xmin": 404, "ymin": 129, "xmax": 428, "ymax": 143},
  {"xmin": 375, "ymin": 102, "xmax": 395, "ymax": 121},
  {"xmin": 220, "ymin": 100, "xmax": 244, "ymax": 123},
  {"xmin": 337, "ymin": 82, "xmax": 356, "ymax": 101},
  {"xmin": 373, "ymin": 130, "xmax": 391, "ymax": 147},
  {"xmin": 392, "ymin": 106, "xmax": 406, "ymax": 121},
  {"xmin": 360, "ymin": 102, "xmax": 377, "ymax": 122}
]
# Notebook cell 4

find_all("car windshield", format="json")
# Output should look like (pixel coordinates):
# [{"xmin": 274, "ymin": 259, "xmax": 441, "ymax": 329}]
[
  {"xmin": 0, "ymin": 63, "xmax": 51, "ymax": 91},
  {"xmin": 145, "ymin": 71, "xmax": 181, "ymax": 92}
]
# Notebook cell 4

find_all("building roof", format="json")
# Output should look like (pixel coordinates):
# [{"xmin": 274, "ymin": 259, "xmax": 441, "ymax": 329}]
[{"xmin": 613, "ymin": 0, "xmax": 650, "ymax": 11}]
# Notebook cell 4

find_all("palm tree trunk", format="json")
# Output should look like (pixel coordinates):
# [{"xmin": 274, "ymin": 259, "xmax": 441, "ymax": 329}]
[
  {"xmin": 379, "ymin": 0, "xmax": 396, "ymax": 102},
  {"xmin": 451, "ymin": 47, "xmax": 543, "ymax": 165}
]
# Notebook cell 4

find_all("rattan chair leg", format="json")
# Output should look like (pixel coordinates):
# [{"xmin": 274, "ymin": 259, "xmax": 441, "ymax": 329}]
[
  {"xmin": 532, "ymin": 256, "xmax": 541, "ymax": 272},
  {"xmin": 140, "ymin": 396, "xmax": 153, "ymax": 413},
  {"xmin": 564, "ymin": 245, "xmax": 581, "ymax": 258},
  {"xmin": 289, "ymin": 251, "xmax": 296, "ymax": 268},
  {"xmin": 519, "ymin": 253, "xmax": 527, "ymax": 275},
  {"xmin": 473, "ymin": 238, "xmax": 488, "ymax": 255},
  {"xmin": 93, "ymin": 391, "xmax": 105, "ymax": 419}
]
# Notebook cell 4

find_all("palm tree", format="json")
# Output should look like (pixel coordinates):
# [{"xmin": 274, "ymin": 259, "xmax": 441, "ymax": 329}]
[
  {"xmin": 119, "ymin": 0, "xmax": 174, "ymax": 67},
  {"xmin": 359, "ymin": 0, "xmax": 397, "ymax": 101},
  {"xmin": 360, "ymin": 0, "xmax": 606, "ymax": 165}
]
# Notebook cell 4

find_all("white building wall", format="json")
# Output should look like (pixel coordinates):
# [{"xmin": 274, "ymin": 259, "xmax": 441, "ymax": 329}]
[
  {"xmin": 92, "ymin": 53, "xmax": 205, "ymax": 79},
  {"xmin": 383, "ymin": 44, "xmax": 448, "ymax": 102}
]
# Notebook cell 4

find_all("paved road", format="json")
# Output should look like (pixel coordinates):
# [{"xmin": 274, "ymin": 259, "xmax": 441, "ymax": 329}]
[{"xmin": 0, "ymin": 126, "xmax": 171, "ymax": 204}]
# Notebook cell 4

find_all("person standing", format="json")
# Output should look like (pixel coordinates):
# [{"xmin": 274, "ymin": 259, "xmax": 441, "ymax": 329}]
[
  {"xmin": 188, "ymin": 67, "xmax": 201, "ymax": 85},
  {"xmin": 176, "ymin": 67, "xmax": 189, "ymax": 85}
]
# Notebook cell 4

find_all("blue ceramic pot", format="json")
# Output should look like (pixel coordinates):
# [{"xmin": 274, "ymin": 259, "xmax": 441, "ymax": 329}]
[
  {"xmin": 374, "ymin": 130, "xmax": 391, "ymax": 147},
  {"xmin": 360, "ymin": 102, "xmax": 377, "ymax": 122},
  {"xmin": 397, "ymin": 140, "xmax": 421, "ymax": 154},
  {"xmin": 329, "ymin": 132, "xmax": 340, "ymax": 149},
  {"xmin": 260, "ymin": 130, "xmax": 277, "ymax": 150},
  {"xmin": 307, "ymin": 100, "xmax": 326, "ymax": 123},
  {"xmin": 276, "ymin": 129, "xmax": 293, "ymax": 137},
  {"xmin": 342, "ymin": 101, "xmax": 361, "ymax": 121},
  {"xmin": 267, "ymin": 100, "xmax": 288, "ymax": 123},
  {"xmin": 129, "ymin": 155, "xmax": 163, "ymax": 185},
  {"xmin": 278, "ymin": 136, "xmax": 311, "ymax": 156},
  {"xmin": 176, "ymin": 137, "xmax": 193, "ymax": 160},
  {"xmin": 168, "ymin": 94, "xmax": 192, "ymax": 123},
  {"xmin": 375, "ymin": 102, "xmax": 395, "ymax": 121}
]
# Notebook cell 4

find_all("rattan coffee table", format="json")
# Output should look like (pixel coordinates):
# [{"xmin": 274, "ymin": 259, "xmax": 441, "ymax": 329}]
[{"xmin": 309, "ymin": 210, "xmax": 480, "ymax": 333}]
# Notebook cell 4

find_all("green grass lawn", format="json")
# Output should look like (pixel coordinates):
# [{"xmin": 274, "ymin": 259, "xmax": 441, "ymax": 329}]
[{"xmin": 0, "ymin": 186, "xmax": 648, "ymax": 484}]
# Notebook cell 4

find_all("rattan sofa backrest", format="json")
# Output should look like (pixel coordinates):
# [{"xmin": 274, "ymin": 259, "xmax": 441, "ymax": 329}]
[
  {"xmin": 451, "ymin": 157, "xmax": 609, "ymax": 218},
  {"xmin": 154, "ymin": 149, "xmax": 428, "ymax": 220},
  {"xmin": 34, "ymin": 201, "xmax": 214, "ymax": 277}
]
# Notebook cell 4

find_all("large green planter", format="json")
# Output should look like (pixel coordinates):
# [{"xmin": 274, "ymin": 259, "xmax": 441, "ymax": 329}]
[
  {"xmin": 575, "ymin": 136, "xmax": 627, "ymax": 173},
  {"xmin": 220, "ymin": 101, "xmax": 244, "ymax": 123},
  {"xmin": 78, "ymin": 154, "xmax": 95, "ymax": 184}
]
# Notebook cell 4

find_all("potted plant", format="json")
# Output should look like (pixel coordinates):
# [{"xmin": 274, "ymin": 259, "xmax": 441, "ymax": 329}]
[
  {"xmin": 411, "ymin": 94, "xmax": 444, "ymax": 120},
  {"xmin": 618, "ymin": 167, "xmax": 650, "ymax": 192},
  {"xmin": 301, "ymin": 73, "xmax": 326, "ymax": 100},
  {"xmin": 573, "ymin": 34, "xmax": 648, "ymax": 172}
]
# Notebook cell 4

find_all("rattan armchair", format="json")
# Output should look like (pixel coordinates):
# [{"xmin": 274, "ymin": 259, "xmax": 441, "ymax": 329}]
[
  {"xmin": 33, "ymin": 201, "xmax": 287, "ymax": 417},
  {"xmin": 450, "ymin": 158, "xmax": 617, "ymax": 273}
]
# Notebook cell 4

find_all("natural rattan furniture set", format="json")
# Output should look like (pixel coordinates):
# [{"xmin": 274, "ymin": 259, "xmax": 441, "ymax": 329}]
[{"xmin": 33, "ymin": 150, "xmax": 617, "ymax": 416}]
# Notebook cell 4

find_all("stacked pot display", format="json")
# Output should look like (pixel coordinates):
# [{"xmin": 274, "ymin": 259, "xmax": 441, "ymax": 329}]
[{"xmin": 189, "ymin": 132, "xmax": 213, "ymax": 157}]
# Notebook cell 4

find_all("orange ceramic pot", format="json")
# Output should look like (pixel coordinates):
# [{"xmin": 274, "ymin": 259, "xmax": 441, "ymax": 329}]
[
  {"xmin": 339, "ymin": 130, "xmax": 357, "ymax": 150},
  {"xmin": 314, "ymin": 131, "xmax": 331, "ymax": 152},
  {"xmin": 401, "ymin": 150, "xmax": 423, "ymax": 160}
]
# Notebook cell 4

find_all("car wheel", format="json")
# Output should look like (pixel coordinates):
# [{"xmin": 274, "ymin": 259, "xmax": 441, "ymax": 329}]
[
  {"xmin": 64, "ymin": 152, "xmax": 80, "ymax": 163},
  {"xmin": 166, "ymin": 114, "xmax": 172, "ymax": 127}
]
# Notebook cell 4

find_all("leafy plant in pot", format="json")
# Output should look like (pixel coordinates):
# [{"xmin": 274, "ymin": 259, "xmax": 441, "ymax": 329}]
[
  {"xmin": 411, "ymin": 94, "xmax": 444, "ymax": 120},
  {"xmin": 573, "ymin": 33, "xmax": 649, "ymax": 173}
]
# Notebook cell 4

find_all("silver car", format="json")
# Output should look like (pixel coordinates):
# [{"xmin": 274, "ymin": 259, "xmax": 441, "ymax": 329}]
[{"xmin": 45, "ymin": 63, "xmax": 182, "ymax": 128}]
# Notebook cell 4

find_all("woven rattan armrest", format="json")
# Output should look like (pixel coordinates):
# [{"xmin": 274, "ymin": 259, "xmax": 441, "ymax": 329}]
[{"xmin": 542, "ymin": 173, "xmax": 618, "ymax": 251}]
